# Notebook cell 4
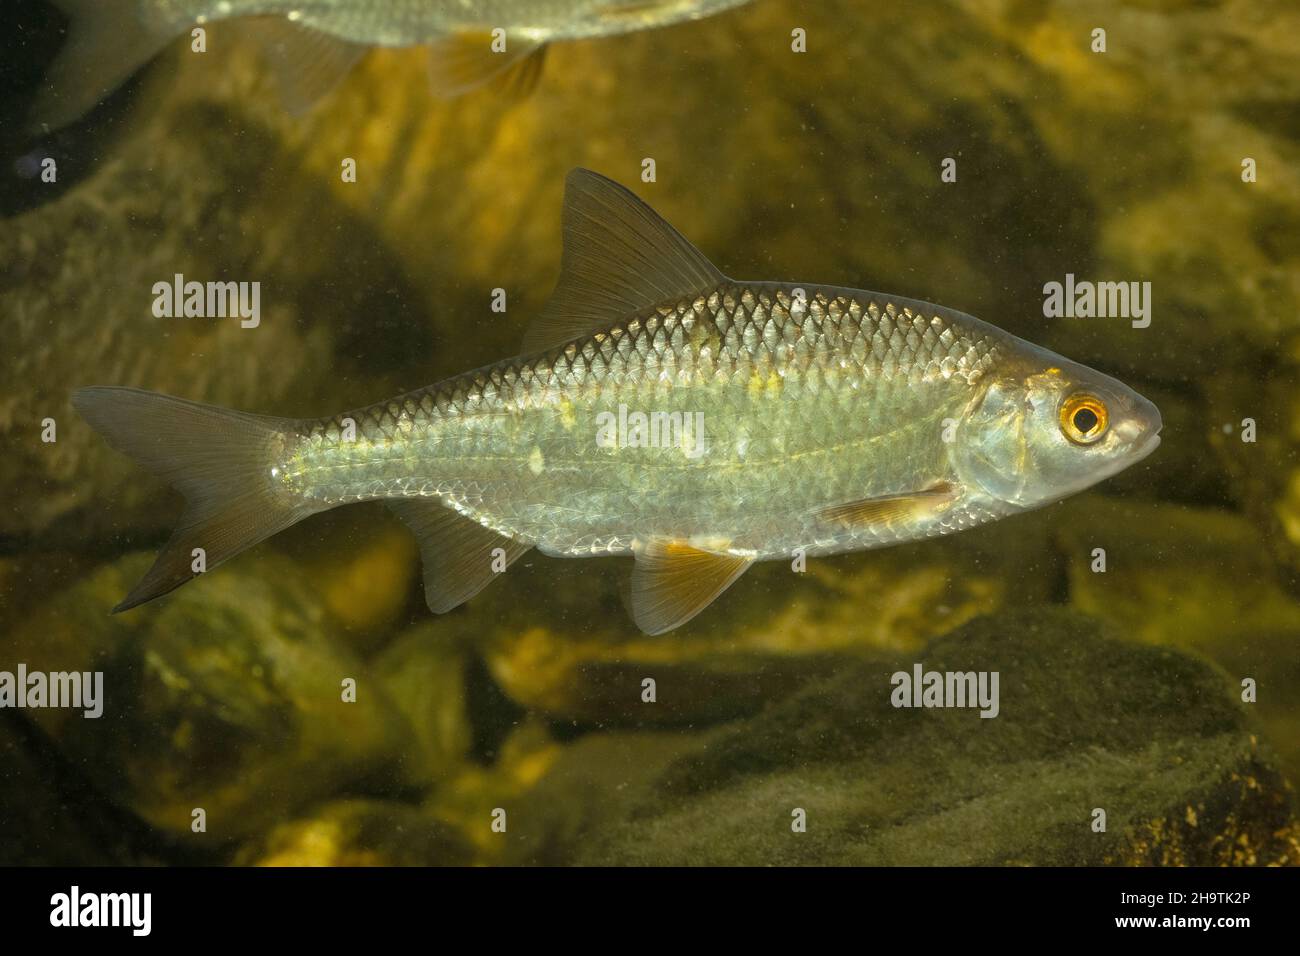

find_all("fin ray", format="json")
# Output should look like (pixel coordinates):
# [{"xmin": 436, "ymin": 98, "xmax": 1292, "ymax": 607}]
[
  {"xmin": 244, "ymin": 17, "xmax": 368, "ymax": 115},
  {"xmin": 814, "ymin": 481, "xmax": 957, "ymax": 530},
  {"xmin": 71, "ymin": 386, "xmax": 316, "ymax": 611},
  {"xmin": 520, "ymin": 169, "xmax": 726, "ymax": 355},
  {"xmin": 629, "ymin": 539, "xmax": 752, "ymax": 635},
  {"xmin": 427, "ymin": 31, "xmax": 546, "ymax": 98},
  {"xmin": 29, "ymin": 0, "xmax": 176, "ymax": 132},
  {"xmin": 388, "ymin": 500, "xmax": 531, "ymax": 613}
]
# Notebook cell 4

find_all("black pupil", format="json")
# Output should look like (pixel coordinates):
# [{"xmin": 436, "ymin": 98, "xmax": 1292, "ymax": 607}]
[{"xmin": 1073, "ymin": 407, "xmax": 1099, "ymax": 434}]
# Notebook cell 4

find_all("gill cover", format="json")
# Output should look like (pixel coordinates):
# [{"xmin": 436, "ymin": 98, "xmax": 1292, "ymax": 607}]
[{"xmin": 953, "ymin": 378, "xmax": 1031, "ymax": 504}]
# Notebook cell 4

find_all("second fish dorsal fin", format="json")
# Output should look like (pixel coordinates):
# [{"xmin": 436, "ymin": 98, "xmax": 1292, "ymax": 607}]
[
  {"xmin": 520, "ymin": 169, "xmax": 726, "ymax": 355},
  {"xmin": 629, "ymin": 538, "xmax": 753, "ymax": 636},
  {"xmin": 387, "ymin": 500, "xmax": 531, "ymax": 613}
]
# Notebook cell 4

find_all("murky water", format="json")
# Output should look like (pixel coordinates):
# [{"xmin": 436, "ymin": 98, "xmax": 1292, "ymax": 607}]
[{"xmin": 1, "ymin": 0, "xmax": 1298, "ymax": 866}]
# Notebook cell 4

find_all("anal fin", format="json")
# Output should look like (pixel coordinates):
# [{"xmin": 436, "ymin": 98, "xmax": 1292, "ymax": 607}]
[
  {"xmin": 629, "ymin": 539, "xmax": 753, "ymax": 636},
  {"xmin": 814, "ymin": 480, "xmax": 957, "ymax": 530},
  {"xmin": 388, "ymin": 500, "xmax": 530, "ymax": 614}
]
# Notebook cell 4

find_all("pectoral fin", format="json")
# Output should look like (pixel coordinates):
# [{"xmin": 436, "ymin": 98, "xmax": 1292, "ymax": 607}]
[
  {"xmin": 814, "ymin": 481, "xmax": 957, "ymax": 530},
  {"xmin": 427, "ymin": 31, "xmax": 547, "ymax": 98},
  {"xmin": 244, "ymin": 17, "xmax": 368, "ymax": 114},
  {"xmin": 388, "ymin": 500, "xmax": 530, "ymax": 613},
  {"xmin": 629, "ymin": 539, "xmax": 753, "ymax": 635}
]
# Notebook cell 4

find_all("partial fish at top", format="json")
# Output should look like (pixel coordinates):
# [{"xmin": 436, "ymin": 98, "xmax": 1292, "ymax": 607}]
[
  {"xmin": 73, "ymin": 169, "xmax": 1162, "ymax": 634},
  {"xmin": 31, "ymin": 0, "xmax": 753, "ymax": 131}
]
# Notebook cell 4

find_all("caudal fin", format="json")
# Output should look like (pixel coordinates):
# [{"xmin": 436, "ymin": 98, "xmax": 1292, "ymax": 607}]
[
  {"xmin": 30, "ymin": 0, "xmax": 177, "ymax": 133},
  {"xmin": 72, "ymin": 386, "xmax": 316, "ymax": 612}
]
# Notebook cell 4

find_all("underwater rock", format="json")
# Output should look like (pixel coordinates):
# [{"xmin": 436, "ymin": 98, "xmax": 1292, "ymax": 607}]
[
  {"xmin": 232, "ymin": 798, "xmax": 473, "ymax": 866},
  {"xmin": 1205, "ymin": 363, "xmax": 1300, "ymax": 595},
  {"xmin": 476, "ymin": 535, "xmax": 1029, "ymax": 727},
  {"xmin": 0, "ymin": 550, "xmax": 99, "ymax": 641},
  {"xmin": 1055, "ymin": 496, "xmax": 1300, "ymax": 787},
  {"xmin": 165, "ymin": 0, "xmax": 1296, "ymax": 384},
  {"xmin": 371, "ymin": 622, "xmax": 474, "ymax": 788},
  {"xmin": 526, "ymin": 609, "xmax": 1296, "ymax": 865},
  {"xmin": 420, "ymin": 718, "xmax": 566, "ymax": 865},
  {"xmin": 279, "ymin": 508, "xmax": 419, "ymax": 651},
  {"xmin": 498, "ymin": 731, "xmax": 706, "ymax": 867},
  {"xmin": 0, "ymin": 102, "xmax": 427, "ymax": 542},
  {"xmin": 0, "ymin": 719, "xmax": 143, "ymax": 865},
  {"xmin": 5, "ymin": 551, "xmax": 416, "ymax": 841}
]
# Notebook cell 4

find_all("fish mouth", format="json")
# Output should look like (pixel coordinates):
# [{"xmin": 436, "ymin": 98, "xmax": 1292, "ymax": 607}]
[
  {"xmin": 1130, "ymin": 424, "xmax": 1163, "ymax": 463},
  {"xmin": 1127, "ymin": 395, "xmax": 1163, "ymax": 463}
]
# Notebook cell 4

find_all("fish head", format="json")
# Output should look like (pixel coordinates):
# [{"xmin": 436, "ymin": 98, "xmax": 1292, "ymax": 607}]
[{"xmin": 953, "ymin": 349, "xmax": 1162, "ymax": 509}]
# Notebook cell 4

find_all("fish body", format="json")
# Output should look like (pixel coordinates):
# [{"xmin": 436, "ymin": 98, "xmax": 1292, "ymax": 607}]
[
  {"xmin": 32, "ymin": 0, "xmax": 752, "ymax": 130},
  {"xmin": 158, "ymin": 0, "xmax": 753, "ymax": 45},
  {"xmin": 75, "ymin": 170, "xmax": 1162, "ymax": 633},
  {"xmin": 287, "ymin": 282, "xmax": 1011, "ymax": 560}
]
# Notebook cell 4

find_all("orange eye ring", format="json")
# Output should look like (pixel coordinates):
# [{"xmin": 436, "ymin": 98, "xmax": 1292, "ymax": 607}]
[{"xmin": 1060, "ymin": 393, "xmax": 1109, "ymax": 445}]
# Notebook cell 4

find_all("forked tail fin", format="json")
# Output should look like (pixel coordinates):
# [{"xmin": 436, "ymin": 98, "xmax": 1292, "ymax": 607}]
[
  {"xmin": 29, "ymin": 0, "xmax": 178, "ymax": 133},
  {"xmin": 72, "ymin": 386, "xmax": 317, "ymax": 612}
]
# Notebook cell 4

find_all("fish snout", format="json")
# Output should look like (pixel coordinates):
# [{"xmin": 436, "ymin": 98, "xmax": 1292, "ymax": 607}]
[{"xmin": 1116, "ymin": 393, "xmax": 1163, "ymax": 459}]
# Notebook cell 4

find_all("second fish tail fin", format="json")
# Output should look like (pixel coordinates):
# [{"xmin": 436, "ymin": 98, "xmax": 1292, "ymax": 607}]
[
  {"xmin": 72, "ymin": 386, "xmax": 318, "ymax": 612},
  {"xmin": 29, "ymin": 0, "xmax": 178, "ymax": 133}
]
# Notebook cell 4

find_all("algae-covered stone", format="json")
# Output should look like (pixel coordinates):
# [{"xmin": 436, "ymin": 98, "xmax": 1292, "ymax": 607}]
[
  {"xmin": 371, "ymin": 622, "xmax": 474, "ymax": 787},
  {"xmin": 279, "ymin": 507, "xmax": 420, "ymax": 651},
  {"xmin": 0, "ymin": 101, "xmax": 427, "ymax": 541},
  {"xmin": 233, "ymin": 798, "xmax": 474, "ymax": 866},
  {"xmin": 5, "ymin": 552, "xmax": 417, "ymax": 840},
  {"xmin": 421, "ymin": 718, "xmax": 565, "ymax": 865},
  {"xmin": 1054, "ymin": 496, "xmax": 1300, "ymax": 787},
  {"xmin": 1206, "ymin": 362, "xmax": 1300, "ymax": 597},
  {"xmin": 0, "ymin": 721, "xmax": 145, "ymax": 866},
  {"xmin": 526, "ymin": 610, "xmax": 1295, "ymax": 866},
  {"xmin": 476, "ymin": 541, "xmax": 1014, "ymax": 727},
  {"xmin": 498, "ymin": 731, "xmax": 705, "ymax": 867}
]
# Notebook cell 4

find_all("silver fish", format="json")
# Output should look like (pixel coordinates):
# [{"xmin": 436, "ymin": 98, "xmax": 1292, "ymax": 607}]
[
  {"xmin": 32, "ymin": 0, "xmax": 753, "ymax": 131},
  {"xmin": 74, "ymin": 169, "xmax": 1162, "ymax": 634}
]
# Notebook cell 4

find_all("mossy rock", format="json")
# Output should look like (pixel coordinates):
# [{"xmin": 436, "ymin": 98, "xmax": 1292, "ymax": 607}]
[
  {"xmin": 518, "ymin": 609, "xmax": 1295, "ymax": 865},
  {"xmin": 232, "ymin": 798, "xmax": 474, "ymax": 866},
  {"xmin": 6, "ymin": 552, "xmax": 418, "ymax": 841}
]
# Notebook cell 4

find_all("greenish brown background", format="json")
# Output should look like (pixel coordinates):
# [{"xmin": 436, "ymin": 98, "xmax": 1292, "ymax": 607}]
[{"xmin": 1, "ymin": 0, "xmax": 1298, "ymax": 865}]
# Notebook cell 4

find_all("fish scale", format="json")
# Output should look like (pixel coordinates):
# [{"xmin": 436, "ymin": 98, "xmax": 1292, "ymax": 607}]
[
  {"xmin": 164, "ymin": 0, "xmax": 751, "ymax": 43},
  {"xmin": 282, "ymin": 281, "xmax": 1007, "ymax": 559}
]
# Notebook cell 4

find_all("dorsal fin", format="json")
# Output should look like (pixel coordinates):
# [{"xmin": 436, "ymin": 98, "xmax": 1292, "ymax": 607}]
[{"xmin": 520, "ymin": 169, "xmax": 726, "ymax": 355}]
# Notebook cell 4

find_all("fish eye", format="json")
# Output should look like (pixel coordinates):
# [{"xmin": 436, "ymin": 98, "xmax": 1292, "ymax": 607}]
[{"xmin": 1059, "ymin": 393, "xmax": 1109, "ymax": 445}]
